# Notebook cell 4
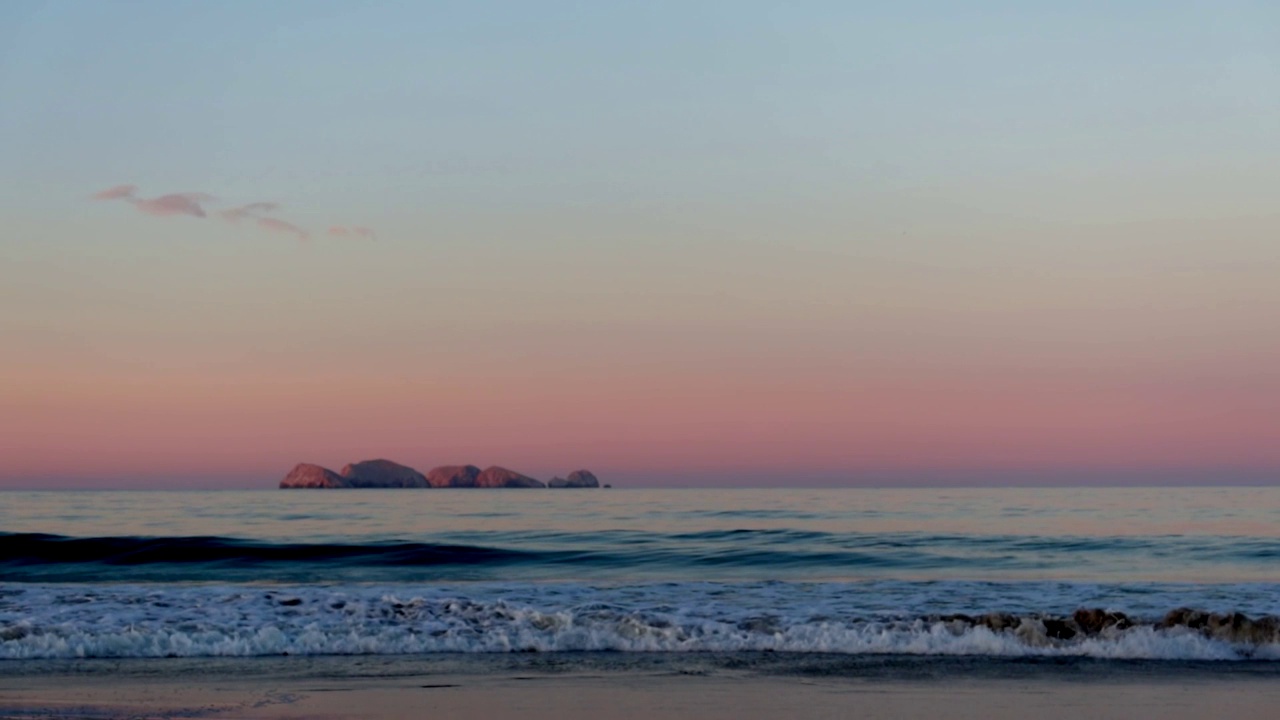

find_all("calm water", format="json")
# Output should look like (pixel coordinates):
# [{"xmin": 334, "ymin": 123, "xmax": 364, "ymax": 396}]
[{"xmin": 1, "ymin": 487, "xmax": 1278, "ymax": 661}]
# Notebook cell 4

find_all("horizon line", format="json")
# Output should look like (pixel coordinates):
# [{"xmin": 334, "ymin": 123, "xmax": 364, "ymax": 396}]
[{"xmin": 3, "ymin": 480, "xmax": 1278, "ymax": 492}]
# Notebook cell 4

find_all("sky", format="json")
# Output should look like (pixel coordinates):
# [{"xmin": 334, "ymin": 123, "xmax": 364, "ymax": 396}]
[{"xmin": 1, "ymin": 1, "xmax": 1278, "ymax": 488}]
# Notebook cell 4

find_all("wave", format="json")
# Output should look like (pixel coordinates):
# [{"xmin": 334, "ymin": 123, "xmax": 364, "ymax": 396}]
[
  {"xmin": 2, "ymin": 582, "xmax": 1279, "ymax": 661},
  {"xmin": 7, "ymin": 531, "xmax": 1278, "ymax": 584},
  {"xmin": 0, "ymin": 533, "xmax": 578, "ymax": 582},
  {"xmin": 0, "ymin": 533, "xmax": 536, "ymax": 566}
]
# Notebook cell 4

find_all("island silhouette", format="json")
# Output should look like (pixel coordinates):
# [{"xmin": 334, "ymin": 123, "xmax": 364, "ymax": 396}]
[{"xmin": 280, "ymin": 459, "xmax": 602, "ymax": 489}]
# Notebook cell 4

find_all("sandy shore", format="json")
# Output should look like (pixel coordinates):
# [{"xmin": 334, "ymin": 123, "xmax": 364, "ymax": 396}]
[{"xmin": 2, "ymin": 656, "xmax": 1279, "ymax": 719}]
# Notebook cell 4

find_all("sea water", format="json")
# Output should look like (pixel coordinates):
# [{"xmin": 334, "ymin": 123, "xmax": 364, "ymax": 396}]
[{"xmin": 1, "ymin": 487, "xmax": 1278, "ymax": 662}]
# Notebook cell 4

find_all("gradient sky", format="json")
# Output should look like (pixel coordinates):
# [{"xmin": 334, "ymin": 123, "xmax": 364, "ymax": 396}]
[{"xmin": 2, "ymin": 1, "xmax": 1278, "ymax": 488}]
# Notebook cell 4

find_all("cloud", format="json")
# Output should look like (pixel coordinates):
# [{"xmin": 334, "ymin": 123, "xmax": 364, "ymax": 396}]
[
  {"xmin": 220, "ymin": 202, "xmax": 280, "ymax": 223},
  {"xmin": 92, "ymin": 185, "xmax": 212, "ymax": 218},
  {"xmin": 257, "ymin": 217, "xmax": 309, "ymax": 241},
  {"xmin": 92, "ymin": 184, "xmax": 358, "ymax": 242},
  {"xmin": 220, "ymin": 201, "xmax": 306, "ymax": 240},
  {"xmin": 92, "ymin": 184, "xmax": 137, "ymax": 200},
  {"xmin": 132, "ymin": 193, "xmax": 213, "ymax": 218},
  {"xmin": 328, "ymin": 224, "xmax": 376, "ymax": 240}
]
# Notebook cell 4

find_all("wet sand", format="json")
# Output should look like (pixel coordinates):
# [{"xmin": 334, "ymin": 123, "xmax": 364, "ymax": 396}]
[{"xmin": 2, "ymin": 656, "xmax": 1280, "ymax": 720}]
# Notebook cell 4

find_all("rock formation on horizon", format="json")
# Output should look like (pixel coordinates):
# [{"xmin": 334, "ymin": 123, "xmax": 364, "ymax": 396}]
[
  {"xmin": 280, "ymin": 463, "xmax": 347, "ymax": 489},
  {"xmin": 340, "ymin": 459, "xmax": 428, "ymax": 488},
  {"xmin": 279, "ymin": 460, "xmax": 600, "ymax": 489},
  {"xmin": 565, "ymin": 469, "xmax": 600, "ymax": 488},
  {"xmin": 476, "ymin": 466, "xmax": 546, "ymax": 488},
  {"xmin": 428, "ymin": 464, "xmax": 482, "ymax": 488},
  {"xmin": 547, "ymin": 470, "xmax": 600, "ymax": 488}
]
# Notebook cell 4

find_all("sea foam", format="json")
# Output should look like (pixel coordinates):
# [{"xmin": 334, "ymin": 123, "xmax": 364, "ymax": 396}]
[{"xmin": 2, "ymin": 582, "xmax": 1277, "ymax": 661}]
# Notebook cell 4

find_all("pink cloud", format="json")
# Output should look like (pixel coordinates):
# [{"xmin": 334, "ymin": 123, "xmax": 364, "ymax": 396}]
[
  {"xmin": 220, "ymin": 202, "xmax": 280, "ymax": 223},
  {"xmin": 92, "ymin": 184, "xmax": 137, "ymax": 200},
  {"xmin": 131, "ymin": 193, "xmax": 212, "ymax": 218},
  {"xmin": 221, "ymin": 201, "xmax": 307, "ymax": 240},
  {"xmin": 92, "ymin": 185, "xmax": 211, "ymax": 218},
  {"xmin": 329, "ymin": 224, "xmax": 376, "ymax": 240},
  {"xmin": 257, "ymin": 217, "xmax": 308, "ymax": 241},
  {"xmin": 91, "ymin": 184, "xmax": 351, "ymax": 242}
]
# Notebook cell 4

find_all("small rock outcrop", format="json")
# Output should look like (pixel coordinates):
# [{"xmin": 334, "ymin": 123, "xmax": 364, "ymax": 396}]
[
  {"xmin": 547, "ymin": 470, "xmax": 600, "ymax": 488},
  {"xmin": 565, "ymin": 470, "xmax": 600, "ymax": 488},
  {"xmin": 428, "ymin": 464, "xmax": 482, "ymax": 488},
  {"xmin": 1157, "ymin": 608, "xmax": 1280, "ymax": 644},
  {"xmin": 1158, "ymin": 608, "xmax": 1209, "ymax": 630},
  {"xmin": 280, "ymin": 463, "xmax": 347, "ymax": 489},
  {"xmin": 976, "ymin": 613, "xmax": 1019, "ymax": 632},
  {"xmin": 340, "ymin": 459, "xmax": 429, "ymax": 488},
  {"xmin": 476, "ymin": 466, "xmax": 546, "ymax": 488},
  {"xmin": 925, "ymin": 606, "xmax": 1280, "ymax": 650},
  {"xmin": 1073, "ymin": 608, "xmax": 1132, "ymax": 634}
]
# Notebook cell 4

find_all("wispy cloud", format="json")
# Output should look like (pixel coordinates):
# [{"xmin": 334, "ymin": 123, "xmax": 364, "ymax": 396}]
[
  {"xmin": 328, "ymin": 224, "xmax": 377, "ymax": 240},
  {"xmin": 92, "ymin": 184, "xmax": 374, "ymax": 242},
  {"xmin": 220, "ymin": 201, "xmax": 307, "ymax": 241},
  {"xmin": 93, "ymin": 185, "xmax": 212, "ymax": 218},
  {"xmin": 92, "ymin": 184, "xmax": 137, "ymax": 200},
  {"xmin": 257, "ymin": 217, "xmax": 309, "ymax": 242},
  {"xmin": 133, "ymin": 193, "xmax": 213, "ymax": 218},
  {"xmin": 219, "ymin": 202, "xmax": 280, "ymax": 223}
]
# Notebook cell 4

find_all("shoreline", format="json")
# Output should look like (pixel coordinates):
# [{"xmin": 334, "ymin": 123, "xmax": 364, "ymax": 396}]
[{"xmin": 3, "ymin": 655, "xmax": 1280, "ymax": 719}]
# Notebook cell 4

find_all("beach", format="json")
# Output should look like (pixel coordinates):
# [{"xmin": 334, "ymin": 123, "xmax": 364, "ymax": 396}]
[{"xmin": 3, "ymin": 655, "xmax": 1280, "ymax": 719}]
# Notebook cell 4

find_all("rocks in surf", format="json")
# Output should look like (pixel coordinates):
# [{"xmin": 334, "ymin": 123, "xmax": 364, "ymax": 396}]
[
  {"xmin": 1158, "ymin": 608, "xmax": 1280, "ymax": 645},
  {"xmin": 933, "ymin": 607, "xmax": 1280, "ymax": 648},
  {"xmin": 1073, "ymin": 607, "xmax": 1132, "ymax": 634}
]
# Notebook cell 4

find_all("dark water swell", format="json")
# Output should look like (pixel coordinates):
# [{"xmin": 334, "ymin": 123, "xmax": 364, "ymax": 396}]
[
  {"xmin": 4, "ymin": 530, "xmax": 1280, "ymax": 584},
  {"xmin": 0, "ymin": 533, "xmax": 535, "ymax": 568}
]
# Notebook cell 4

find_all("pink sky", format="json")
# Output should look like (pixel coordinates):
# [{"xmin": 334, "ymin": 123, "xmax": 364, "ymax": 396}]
[
  {"xmin": 3, "ymin": 309, "xmax": 1277, "ymax": 486},
  {"xmin": 3, "ymin": 206, "xmax": 1278, "ymax": 487},
  {"xmin": 3, "ymin": 4, "xmax": 1279, "ymax": 487}
]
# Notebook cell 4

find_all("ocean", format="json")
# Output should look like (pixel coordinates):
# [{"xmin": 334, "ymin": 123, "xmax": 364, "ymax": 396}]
[{"xmin": 2, "ymin": 487, "xmax": 1278, "ymax": 664}]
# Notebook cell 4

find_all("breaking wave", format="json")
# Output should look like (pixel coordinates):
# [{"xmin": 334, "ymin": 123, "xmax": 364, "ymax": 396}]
[{"xmin": 2, "ymin": 582, "xmax": 1278, "ymax": 661}]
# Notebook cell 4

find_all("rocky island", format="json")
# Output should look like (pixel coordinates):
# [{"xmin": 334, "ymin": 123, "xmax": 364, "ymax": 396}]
[{"xmin": 280, "ymin": 459, "xmax": 603, "ymax": 489}]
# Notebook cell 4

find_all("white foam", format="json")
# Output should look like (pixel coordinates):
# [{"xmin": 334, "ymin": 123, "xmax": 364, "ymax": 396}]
[{"xmin": 2, "ymin": 582, "xmax": 1278, "ymax": 661}]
